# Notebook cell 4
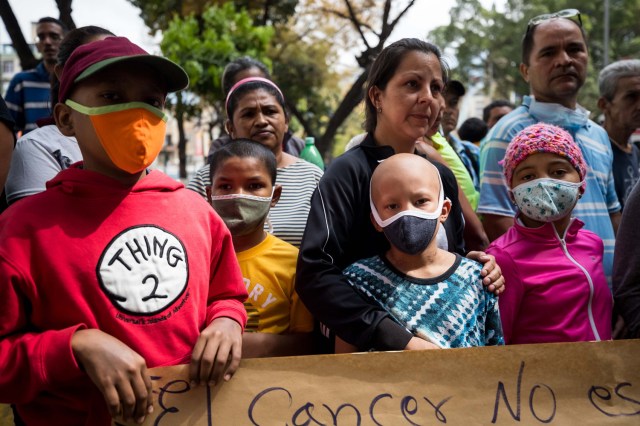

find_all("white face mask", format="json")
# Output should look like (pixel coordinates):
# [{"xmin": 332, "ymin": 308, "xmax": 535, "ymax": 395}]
[
  {"xmin": 528, "ymin": 97, "xmax": 589, "ymax": 135},
  {"xmin": 512, "ymin": 178, "xmax": 582, "ymax": 222}
]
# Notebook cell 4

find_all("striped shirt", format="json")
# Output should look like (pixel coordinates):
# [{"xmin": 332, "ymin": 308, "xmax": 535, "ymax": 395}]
[
  {"xmin": 478, "ymin": 96, "xmax": 620, "ymax": 284},
  {"xmin": 187, "ymin": 160, "xmax": 323, "ymax": 247},
  {"xmin": 4, "ymin": 63, "xmax": 52, "ymax": 133},
  {"xmin": 343, "ymin": 254, "xmax": 504, "ymax": 348}
]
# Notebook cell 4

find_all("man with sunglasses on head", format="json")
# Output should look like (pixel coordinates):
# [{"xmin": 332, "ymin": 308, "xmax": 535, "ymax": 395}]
[
  {"xmin": 478, "ymin": 9, "xmax": 621, "ymax": 285},
  {"xmin": 5, "ymin": 17, "xmax": 67, "ymax": 135}
]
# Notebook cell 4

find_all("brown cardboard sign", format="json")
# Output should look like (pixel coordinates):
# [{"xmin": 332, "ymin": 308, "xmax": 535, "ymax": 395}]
[{"xmin": 133, "ymin": 340, "xmax": 640, "ymax": 425}]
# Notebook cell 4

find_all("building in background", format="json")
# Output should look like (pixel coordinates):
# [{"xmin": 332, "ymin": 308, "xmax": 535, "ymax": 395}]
[{"xmin": 0, "ymin": 23, "xmax": 39, "ymax": 94}]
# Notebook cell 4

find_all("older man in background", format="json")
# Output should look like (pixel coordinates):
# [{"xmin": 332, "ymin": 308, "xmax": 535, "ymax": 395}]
[{"xmin": 598, "ymin": 59, "xmax": 640, "ymax": 210}]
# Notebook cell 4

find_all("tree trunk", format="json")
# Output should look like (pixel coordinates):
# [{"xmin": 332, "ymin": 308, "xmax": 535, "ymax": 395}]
[
  {"xmin": 317, "ymin": 69, "xmax": 368, "ymax": 156},
  {"xmin": 288, "ymin": 102, "xmax": 316, "ymax": 139},
  {"xmin": 55, "ymin": 0, "xmax": 76, "ymax": 30},
  {"xmin": 0, "ymin": 0, "xmax": 38, "ymax": 70},
  {"xmin": 176, "ymin": 94, "xmax": 188, "ymax": 179},
  {"xmin": 315, "ymin": 0, "xmax": 416, "ymax": 157}
]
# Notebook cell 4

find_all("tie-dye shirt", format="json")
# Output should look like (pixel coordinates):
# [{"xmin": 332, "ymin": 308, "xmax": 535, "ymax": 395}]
[{"xmin": 343, "ymin": 254, "xmax": 504, "ymax": 348}]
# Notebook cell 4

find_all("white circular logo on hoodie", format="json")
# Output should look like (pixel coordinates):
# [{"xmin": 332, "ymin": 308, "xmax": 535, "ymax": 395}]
[{"xmin": 97, "ymin": 225, "xmax": 189, "ymax": 315}]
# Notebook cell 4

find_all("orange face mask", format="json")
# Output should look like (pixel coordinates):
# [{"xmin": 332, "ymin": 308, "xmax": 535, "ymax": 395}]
[{"xmin": 66, "ymin": 100, "xmax": 167, "ymax": 174}]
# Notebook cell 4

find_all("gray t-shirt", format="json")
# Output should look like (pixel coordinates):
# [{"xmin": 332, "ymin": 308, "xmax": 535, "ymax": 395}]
[{"xmin": 5, "ymin": 124, "xmax": 81, "ymax": 203}]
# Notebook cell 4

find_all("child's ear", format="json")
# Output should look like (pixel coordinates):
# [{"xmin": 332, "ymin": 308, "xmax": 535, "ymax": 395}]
[
  {"xmin": 53, "ymin": 64, "xmax": 64, "ymax": 81},
  {"xmin": 54, "ymin": 103, "xmax": 75, "ymax": 137},
  {"xmin": 271, "ymin": 184, "xmax": 282, "ymax": 207},
  {"xmin": 205, "ymin": 185, "xmax": 212, "ymax": 204},
  {"xmin": 370, "ymin": 212, "xmax": 383, "ymax": 233},
  {"xmin": 225, "ymin": 119, "xmax": 235, "ymax": 138},
  {"xmin": 440, "ymin": 198, "xmax": 451, "ymax": 223}
]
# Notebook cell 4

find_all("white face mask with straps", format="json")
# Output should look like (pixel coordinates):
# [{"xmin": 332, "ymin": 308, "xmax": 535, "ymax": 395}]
[
  {"xmin": 512, "ymin": 177, "xmax": 582, "ymax": 222},
  {"xmin": 528, "ymin": 97, "xmax": 589, "ymax": 135}
]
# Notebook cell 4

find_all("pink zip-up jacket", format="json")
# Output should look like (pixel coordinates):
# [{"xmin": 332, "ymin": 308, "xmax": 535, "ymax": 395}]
[{"xmin": 486, "ymin": 216, "xmax": 612, "ymax": 344}]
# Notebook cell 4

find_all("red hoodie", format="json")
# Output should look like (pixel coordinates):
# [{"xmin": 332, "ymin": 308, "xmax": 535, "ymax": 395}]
[{"xmin": 0, "ymin": 164, "xmax": 248, "ymax": 425}]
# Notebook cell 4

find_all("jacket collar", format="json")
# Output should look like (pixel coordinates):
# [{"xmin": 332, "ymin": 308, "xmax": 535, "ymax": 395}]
[
  {"xmin": 359, "ymin": 132, "xmax": 397, "ymax": 161},
  {"xmin": 359, "ymin": 132, "xmax": 427, "ymax": 162},
  {"xmin": 514, "ymin": 213, "xmax": 585, "ymax": 242}
]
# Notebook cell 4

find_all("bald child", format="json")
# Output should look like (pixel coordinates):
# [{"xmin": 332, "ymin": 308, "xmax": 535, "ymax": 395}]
[{"xmin": 338, "ymin": 154, "xmax": 504, "ymax": 351}]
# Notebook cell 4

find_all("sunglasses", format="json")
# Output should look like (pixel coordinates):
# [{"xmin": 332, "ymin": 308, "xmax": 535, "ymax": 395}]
[{"xmin": 527, "ymin": 8, "xmax": 582, "ymax": 28}]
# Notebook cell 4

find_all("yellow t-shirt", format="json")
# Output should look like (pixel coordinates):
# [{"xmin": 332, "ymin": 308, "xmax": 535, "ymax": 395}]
[
  {"xmin": 0, "ymin": 405, "xmax": 13, "ymax": 425},
  {"xmin": 236, "ymin": 233, "xmax": 313, "ymax": 334}
]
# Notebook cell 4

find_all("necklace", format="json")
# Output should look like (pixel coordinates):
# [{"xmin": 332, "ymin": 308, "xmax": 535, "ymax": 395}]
[{"xmin": 610, "ymin": 137, "xmax": 633, "ymax": 154}]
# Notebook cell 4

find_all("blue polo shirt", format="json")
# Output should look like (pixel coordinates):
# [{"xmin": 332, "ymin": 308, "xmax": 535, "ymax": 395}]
[{"xmin": 4, "ymin": 62, "xmax": 52, "ymax": 134}]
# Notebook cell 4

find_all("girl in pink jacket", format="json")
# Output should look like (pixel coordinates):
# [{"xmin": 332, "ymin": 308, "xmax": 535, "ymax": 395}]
[{"xmin": 486, "ymin": 123, "xmax": 612, "ymax": 344}]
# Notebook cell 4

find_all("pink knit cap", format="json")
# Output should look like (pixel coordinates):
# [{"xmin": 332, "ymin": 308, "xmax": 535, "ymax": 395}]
[{"xmin": 502, "ymin": 123, "xmax": 587, "ymax": 188}]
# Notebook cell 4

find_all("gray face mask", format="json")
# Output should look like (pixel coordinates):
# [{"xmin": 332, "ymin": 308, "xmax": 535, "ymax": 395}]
[
  {"xmin": 211, "ymin": 192, "xmax": 272, "ymax": 236},
  {"xmin": 380, "ymin": 214, "xmax": 439, "ymax": 255},
  {"xmin": 370, "ymin": 169, "xmax": 445, "ymax": 255}
]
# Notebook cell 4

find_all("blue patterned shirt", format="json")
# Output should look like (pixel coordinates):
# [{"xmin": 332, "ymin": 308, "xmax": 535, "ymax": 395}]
[
  {"xmin": 478, "ymin": 96, "xmax": 620, "ymax": 284},
  {"xmin": 450, "ymin": 133, "xmax": 480, "ymax": 191},
  {"xmin": 343, "ymin": 254, "xmax": 504, "ymax": 348}
]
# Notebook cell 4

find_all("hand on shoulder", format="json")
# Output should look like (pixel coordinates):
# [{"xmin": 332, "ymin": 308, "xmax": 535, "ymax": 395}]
[{"xmin": 467, "ymin": 251, "xmax": 505, "ymax": 295}]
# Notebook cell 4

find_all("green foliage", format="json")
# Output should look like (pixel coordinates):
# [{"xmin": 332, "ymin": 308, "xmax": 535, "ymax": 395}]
[
  {"xmin": 128, "ymin": 0, "xmax": 181, "ymax": 33},
  {"xmin": 160, "ymin": 3, "xmax": 274, "ymax": 118},
  {"xmin": 133, "ymin": 0, "xmax": 331, "ymax": 137},
  {"xmin": 331, "ymin": 103, "xmax": 365, "ymax": 159},
  {"xmin": 234, "ymin": 0, "xmax": 299, "ymax": 25},
  {"xmin": 129, "ymin": 0, "xmax": 299, "ymax": 33},
  {"xmin": 269, "ymin": 25, "xmax": 339, "ymax": 140},
  {"xmin": 430, "ymin": 0, "xmax": 640, "ymax": 113},
  {"xmin": 133, "ymin": 0, "xmax": 416, "ymax": 156}
]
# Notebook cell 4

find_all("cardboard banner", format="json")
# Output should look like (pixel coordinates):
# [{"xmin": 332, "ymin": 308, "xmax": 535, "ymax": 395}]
[{"xmin": 136, "ymin": 340, "xmax": 640, "ymax": 425}]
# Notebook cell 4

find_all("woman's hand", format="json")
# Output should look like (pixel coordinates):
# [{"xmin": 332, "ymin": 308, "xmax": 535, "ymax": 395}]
[
  {"xmin": 71, "ymin": 329, "xmax": 153, "ymax": 424},
  {"xmin": 190, "ymin": 317, "xmax": 243, "ymax": 387},
  {"xmin": 334, "ymin": 336, "xmax": 359, "ymax": 354},
  {"xmin": 467, "ymin": 251, "xmax": 505, "ymax": 294},
  {"xmin": 404, "ymin": 336, "xmax": 441, "ymax": 350}
]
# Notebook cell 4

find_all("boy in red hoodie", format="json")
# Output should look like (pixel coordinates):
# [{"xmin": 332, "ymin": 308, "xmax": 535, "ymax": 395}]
[{"xmin": 0, "ymin": 37, "xmax": 247, "ymax": 425}]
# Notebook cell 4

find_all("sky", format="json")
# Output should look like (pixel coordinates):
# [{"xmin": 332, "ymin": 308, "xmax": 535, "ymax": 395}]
[
  {"xmin": 2, "ymin": 0, "xmax": 161, "ymax": 53},
  {"xmin": 4, "ymin": 0, "xmax": 500, "ymax": 122},
  {"xmin": 2, "ymin": 0, "xmax": 463, "ymax": 62}
]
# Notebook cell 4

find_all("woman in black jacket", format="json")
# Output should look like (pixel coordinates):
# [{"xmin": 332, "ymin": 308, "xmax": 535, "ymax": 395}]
[{"xmin": 295, "ymin": 38, "xmax": 504, "ymax": 353}]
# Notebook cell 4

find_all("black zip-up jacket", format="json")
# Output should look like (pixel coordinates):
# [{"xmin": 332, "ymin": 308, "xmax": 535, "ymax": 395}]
[{"xmin": 295, "ymin": 133, "xmax": 465, "ymax": 351}]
